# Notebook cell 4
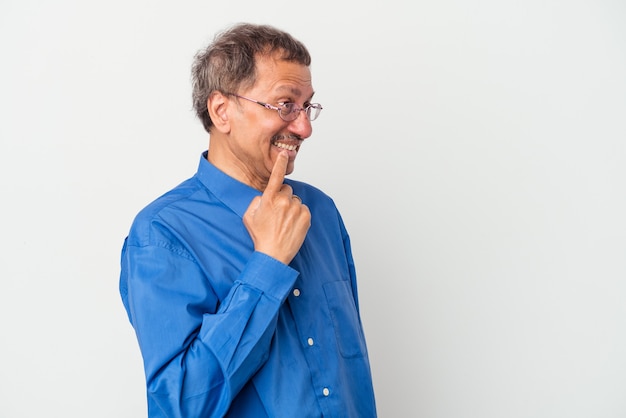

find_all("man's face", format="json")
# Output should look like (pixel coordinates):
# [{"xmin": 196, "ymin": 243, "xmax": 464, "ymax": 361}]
[{"xmin": 225, "ymin": 54, "xmax": 315, "ymax": 190}]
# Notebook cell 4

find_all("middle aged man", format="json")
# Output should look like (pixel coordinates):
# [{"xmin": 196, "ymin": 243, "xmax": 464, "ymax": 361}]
[{"xmin": 120, "ymin": 22, "xmax": 377, "ymax": 417}]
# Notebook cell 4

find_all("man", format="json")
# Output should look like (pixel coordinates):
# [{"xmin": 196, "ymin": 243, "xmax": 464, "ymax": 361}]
[{"xmin": 120, "ymin": 23, "xmax": 377, "ymax": 417}]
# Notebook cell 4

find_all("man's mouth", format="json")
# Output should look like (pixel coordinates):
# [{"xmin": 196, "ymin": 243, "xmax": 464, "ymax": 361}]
[
  {"xmin": 271, "ymin": 134, "xmax": 302, "ymax": 152},
  {"xmin": 272, "ymin": 142, "xmax": 299, "ymax": 151}
]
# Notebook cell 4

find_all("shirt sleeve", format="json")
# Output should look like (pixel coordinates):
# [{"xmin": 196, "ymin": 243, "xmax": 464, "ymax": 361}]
[
  {"xmin": 336, "ymin": 209, "xmax": 361, "ymax": 314},
  {"xmin": 120, "ymin": 242, "xmax": 298, "ymax": 418}
]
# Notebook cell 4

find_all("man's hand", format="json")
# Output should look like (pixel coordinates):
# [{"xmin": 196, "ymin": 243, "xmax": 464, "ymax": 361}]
[{"xmin": 243, "ymin": 151, "xmax": 311, "ymax": 265}]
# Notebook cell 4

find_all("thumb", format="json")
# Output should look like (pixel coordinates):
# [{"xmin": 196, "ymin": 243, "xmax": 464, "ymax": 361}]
[{"xmin": 248, "ymin": 195, "xmax": 262, "ymax": 212}]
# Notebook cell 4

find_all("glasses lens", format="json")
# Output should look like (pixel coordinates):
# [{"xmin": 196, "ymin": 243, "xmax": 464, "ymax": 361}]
[
  {"xmin": 278, "ymin": 102, "xmax": 322, "ymax": 121},
  {"xmin": 279, "ymin": 103, "xmax": 298, "ymax": 121},
  {"xmin": 307, "ymin": 104, "xmax": 322, "ymax": 121}
]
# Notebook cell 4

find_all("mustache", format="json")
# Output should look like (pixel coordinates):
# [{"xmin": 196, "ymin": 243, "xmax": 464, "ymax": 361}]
[{"xmin": 271, "ymin": 134, "xmax": 302, "ymax": 142}]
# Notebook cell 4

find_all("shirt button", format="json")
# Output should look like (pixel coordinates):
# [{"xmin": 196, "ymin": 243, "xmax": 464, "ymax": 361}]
[
  {"xmin": 307, "ymin": 338, "xmax": 314, "ymax": 346},
  {"xmin": 293, "ymin": 288, "xmax": 301, "ymax": 297},
  {"xmin": 323, "ymin": 388, "xmax": 330, "ymax": 396}
]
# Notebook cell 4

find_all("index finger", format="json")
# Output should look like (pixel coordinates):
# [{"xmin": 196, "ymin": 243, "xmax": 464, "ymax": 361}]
[{"xmin": 264, "ymin": 151, "xmax": 288, "ymax": 195}]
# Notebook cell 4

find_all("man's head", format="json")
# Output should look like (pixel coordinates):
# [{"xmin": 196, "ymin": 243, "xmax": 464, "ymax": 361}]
[
  {"xmin": 192, "ymin": 23, "xmax": 321, "ymax": 190},
  {"xmin": 192, "ymin": 23, "xmax": 312, "ymax": 133}
]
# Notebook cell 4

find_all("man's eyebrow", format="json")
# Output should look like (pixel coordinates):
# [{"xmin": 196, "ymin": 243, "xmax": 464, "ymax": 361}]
[
  {"xmin": 276, "ymin": 86, "xmax": 302, "ymax": 95},
  {"xmin": 275, "ymin": 86, "xmax": 315, "ymax": 101}
]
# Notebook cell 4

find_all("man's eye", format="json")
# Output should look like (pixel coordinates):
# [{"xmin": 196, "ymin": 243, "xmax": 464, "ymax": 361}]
[{"xmin": 279, "ymin": 102, "xmax": 295, "ymax": 111}]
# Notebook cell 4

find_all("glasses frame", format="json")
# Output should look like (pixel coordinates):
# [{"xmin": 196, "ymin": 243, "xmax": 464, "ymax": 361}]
[{"xmin": 227, "ymin": 93, "xmax": 322, "ymax": 121}]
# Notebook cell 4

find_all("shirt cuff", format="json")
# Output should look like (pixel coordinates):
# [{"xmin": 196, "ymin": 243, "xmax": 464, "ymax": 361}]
[{"xmin": 238, "ymin": 251, "xmax": 299, "ymax": 302}]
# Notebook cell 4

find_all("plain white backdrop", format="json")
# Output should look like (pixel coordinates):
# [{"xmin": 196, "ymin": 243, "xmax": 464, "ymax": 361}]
[{"xmin": 1, "ymin": 1, "xmax": 625, "ymax": 417}]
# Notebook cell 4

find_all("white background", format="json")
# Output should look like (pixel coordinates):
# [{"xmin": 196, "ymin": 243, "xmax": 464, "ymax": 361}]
[{"xmin": 1, "ymin": 1, "xmax": 625, "ymax": 417}]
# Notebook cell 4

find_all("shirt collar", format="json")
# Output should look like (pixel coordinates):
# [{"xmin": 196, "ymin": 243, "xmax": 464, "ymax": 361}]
[{"xmin": 195, "ymin": 151, "xmax": 262, "ymax": 219}]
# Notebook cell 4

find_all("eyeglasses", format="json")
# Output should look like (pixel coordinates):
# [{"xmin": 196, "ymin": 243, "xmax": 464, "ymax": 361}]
[{"xmin": 227, "ymin": 93, "xmax": 323, "ymax": 121}]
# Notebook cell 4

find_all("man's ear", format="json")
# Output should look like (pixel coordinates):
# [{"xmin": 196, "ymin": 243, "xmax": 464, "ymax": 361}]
[{"xmin": 207, "ymin": 92, "xmax": 230, "ymax": 133}]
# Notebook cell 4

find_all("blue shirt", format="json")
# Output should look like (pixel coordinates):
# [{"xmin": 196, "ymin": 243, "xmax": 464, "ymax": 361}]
[{"xmin": 120, "ymin": 152, "xmax": 377, "ymax": 418}]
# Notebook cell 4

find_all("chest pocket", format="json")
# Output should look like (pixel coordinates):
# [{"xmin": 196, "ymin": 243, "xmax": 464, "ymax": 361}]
[{"xmin": 323, "ymin": 280, "xmax": 366, "ymax": 358}]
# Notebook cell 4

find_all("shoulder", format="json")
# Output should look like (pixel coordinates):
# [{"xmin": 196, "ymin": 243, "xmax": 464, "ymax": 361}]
[
  {"xmin": 284, "ymin": 178, "xmax": 336, "ymax": 207},
  {"xmin": 284, "ymin": 179, "xmax": 349, "ymax": 233},
  {"xmin": 126, "ymin": 177, "xmax": 204, "ymax": 247}
]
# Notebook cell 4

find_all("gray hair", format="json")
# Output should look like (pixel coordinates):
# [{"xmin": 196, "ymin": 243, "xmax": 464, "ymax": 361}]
[{"xmin": 191, "ymin": 23, "xmax": 312, "ymax": 133}]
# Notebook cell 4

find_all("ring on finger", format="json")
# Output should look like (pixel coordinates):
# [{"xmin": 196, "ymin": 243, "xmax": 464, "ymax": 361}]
[{"xmin": 292, "ymin": 195, "xmax": 302, "ymax": 203}]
